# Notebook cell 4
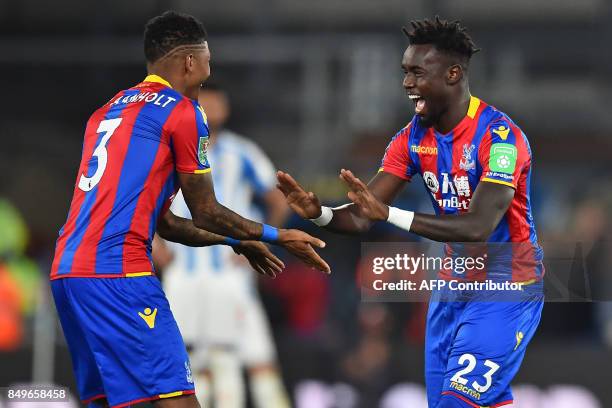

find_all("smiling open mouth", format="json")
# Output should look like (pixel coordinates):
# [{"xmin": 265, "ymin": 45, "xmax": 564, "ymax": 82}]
[{"xmin": 408, "ymin": 94, "xmax": 426, "ymax": 114}]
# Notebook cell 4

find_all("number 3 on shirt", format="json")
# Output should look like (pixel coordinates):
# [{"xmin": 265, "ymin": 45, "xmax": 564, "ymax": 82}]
[{"xmin": 78, "ymin": 118, "xmax": 123, "ymax": 192}]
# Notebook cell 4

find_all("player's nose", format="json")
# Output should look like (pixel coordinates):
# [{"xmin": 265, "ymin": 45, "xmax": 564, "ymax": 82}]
[{"xmin": 403, "ymin": 74, "xmax": 415, "ymax": 90}]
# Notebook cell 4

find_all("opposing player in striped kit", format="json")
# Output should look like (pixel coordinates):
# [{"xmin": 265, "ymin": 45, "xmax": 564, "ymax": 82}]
[{"xmin": 156, "ymin": 85, "xmax": 292, "ymax": 408}]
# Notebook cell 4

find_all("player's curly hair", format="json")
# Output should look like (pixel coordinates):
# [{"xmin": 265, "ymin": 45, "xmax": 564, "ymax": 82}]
[
  {"xmin": 144, "ymin": 11, "xmax": 207, "ymax": 63},
  {"xmin": 402, "ymin": 16, "xmax": 480, "ymax": 61}
]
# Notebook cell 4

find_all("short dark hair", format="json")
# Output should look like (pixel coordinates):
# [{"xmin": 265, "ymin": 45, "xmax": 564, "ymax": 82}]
[
  {"xmin": 144, "ymin": 11, "xmax": 207, "ymax": 63},
  {"xmin": 402, "ymin": 16, "xmax": 480, "ymax": 61}
]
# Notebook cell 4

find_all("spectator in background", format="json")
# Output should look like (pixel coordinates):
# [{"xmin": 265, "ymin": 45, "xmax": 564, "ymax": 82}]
[
  {"xmin": 261, "ymin": 259, "xmax": 329, "ymax": 337},
  {"xmin": 339, "ymin": 304, "xmax": 395, "ymax": 407},
  {"xmin": 570, "ymin": 190, "xmax": 612, "ymax": 346},
  {"xmin": 0, "ymin": 199, "xmax": 42, "ymax": 351},
  {"xmin": 0, "ymin": 263, "xmax": 22, "ymax": 350}
]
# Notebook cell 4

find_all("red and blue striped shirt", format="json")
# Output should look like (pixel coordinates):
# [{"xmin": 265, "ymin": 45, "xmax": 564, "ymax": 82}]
[
  {"xmin": 51, "ymin": 75, "xmax": 210, "ymax": 279},
  {"xmin": 380, "ymin": 96, "xmax": 543, "ymax": 282}
]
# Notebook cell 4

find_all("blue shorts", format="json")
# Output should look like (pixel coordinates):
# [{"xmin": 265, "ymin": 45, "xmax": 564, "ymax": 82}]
[
  {"xmin": 51, "ymin": 276, "xmax": 195, "ymax": 407},
  {"xmin": 425, "ymin": 283, "xmax": 543, "ymax": 407}
]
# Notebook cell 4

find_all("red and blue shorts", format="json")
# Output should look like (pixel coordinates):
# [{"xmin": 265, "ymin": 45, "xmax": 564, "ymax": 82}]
[
  {"xmin": 51, "ymin": 275, "xmax": 195, "ymax": 407},
  {"xmin": 425, "ymin": 282, "xmax": 543, "ymax": 407}
]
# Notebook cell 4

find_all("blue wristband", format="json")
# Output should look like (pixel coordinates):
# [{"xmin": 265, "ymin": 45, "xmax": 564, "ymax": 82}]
[
  {"xmin": 260, "ymin": 224, "xmax": 279, "ymax": 243},
  {"xmin": 224, "ymin": 237, "xmax": 241, "ymax": 246}
]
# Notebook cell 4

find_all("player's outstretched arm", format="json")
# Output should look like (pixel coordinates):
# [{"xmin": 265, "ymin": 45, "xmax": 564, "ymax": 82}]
[
  {"xmin": 276, "ymin": 170, "xmax": 406, "ymax": 234},
  {"xmin": 340, "ymin": 169, "xmax": 514, "ymax": 242},
  {"xmin": 157, "ymin": 208, "xmax": 227, "ymax": 246},
  {"xmin": 178, "ymin": 172, "xmax": 331, "ymax": 273},
  {"xmin": 156, "ymin": 210, "xmax": 284, "ymax": 277}
]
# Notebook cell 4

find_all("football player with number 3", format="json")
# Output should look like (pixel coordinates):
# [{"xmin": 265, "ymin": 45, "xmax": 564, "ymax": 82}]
[
  {"xmin": 50, "ymin": 11, "xmax": 329, "ymax": 408},
  {"xmin": 277, "ymin": 17, "xmax": 544, "ymax": 408}
]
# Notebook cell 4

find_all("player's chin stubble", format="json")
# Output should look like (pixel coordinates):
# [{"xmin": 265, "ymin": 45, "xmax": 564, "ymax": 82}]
[{"xmin": 418, "ymin": 114, "xmax": 435, "ymax": 128}]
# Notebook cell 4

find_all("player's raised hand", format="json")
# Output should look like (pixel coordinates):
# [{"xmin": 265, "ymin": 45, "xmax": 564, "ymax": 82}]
[
  {"xmin": 340, "ymin": 169, "xmax": 389, "ymax": 222},
  {"xmin": 276, "ymin": 171, "xmax": 322, "ymax": 219},
  {"xmin": 277, "ymin": 229, "xmax": 331, "ymax": 274},
  {"xmin": 232, "ymin": 241, "xmax": 286, "ymax": 278}
]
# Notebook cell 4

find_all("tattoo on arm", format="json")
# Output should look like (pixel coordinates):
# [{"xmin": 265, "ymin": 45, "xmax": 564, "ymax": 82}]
[
  {"xmin": 179, "ymin": 172, "xmax": 264, "ymax": 240},
  {"xmin": 157, "ymin": 210, "xmax": 227, "ymax": 246}
]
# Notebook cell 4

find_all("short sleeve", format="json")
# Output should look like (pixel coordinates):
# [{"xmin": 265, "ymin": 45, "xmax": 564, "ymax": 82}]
[
  {"xmin": 240, "ymin": 139, "xmax": 277, "ymax": 195},
  {"xmin": 478, "ymin": 120, "xmax": 530, "ymax": 189},
  {"xmin": 170, "ymin": 100, "xmax": 211, "ymax": 174},
  {"xmin": 378, "ymin": 125, "xmax": 415, "ymax": 181}
]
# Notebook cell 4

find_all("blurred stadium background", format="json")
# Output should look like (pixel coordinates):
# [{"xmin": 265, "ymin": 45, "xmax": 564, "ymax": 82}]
[{"xmin": 1, "ymin": 0, "xmax": 612, "ymax": 406}]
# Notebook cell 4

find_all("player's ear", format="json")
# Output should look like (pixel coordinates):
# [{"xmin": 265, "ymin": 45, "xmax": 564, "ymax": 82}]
[
  {"xmin": 185, "ymin": 53, "xmax": 194, "ymax": 73},
  {"xmin": 447, "ymin": 64, "xmax": 463, "ymax": 85}
]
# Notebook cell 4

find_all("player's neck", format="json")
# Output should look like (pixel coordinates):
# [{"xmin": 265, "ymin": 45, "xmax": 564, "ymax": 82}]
[
  {"xmin": 146, "ymin": 67, "xmax": 198, "ymax": 99},
  {"xmin": 433, "ymin": 92, "xmax": 471, "ymax": 134}
]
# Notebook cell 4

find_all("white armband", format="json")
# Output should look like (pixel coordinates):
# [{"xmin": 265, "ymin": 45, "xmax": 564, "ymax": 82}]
[
  {"xmin": 309, "ymin": 206, "xmax": 333, "ymax": 226},
  {"xmin": 387, "ymin": 206, "xmax": 415, "ymax": 232}
]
